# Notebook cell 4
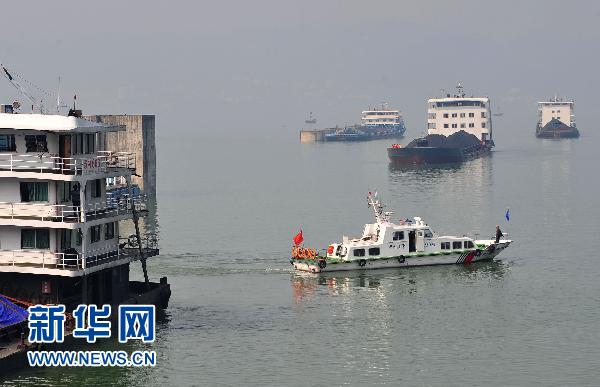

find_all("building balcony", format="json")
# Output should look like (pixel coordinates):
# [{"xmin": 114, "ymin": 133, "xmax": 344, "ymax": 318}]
[
  {"xmin": 0, "ymin": 151, "xmax": 135, "ymax": 177},
  {"xmin": 0, "ymin": 195, "xmax": 147, "ymax": 224},
  {"xmin": 0, "ymin": 234, "xmax": 158, "ymax": 276}
]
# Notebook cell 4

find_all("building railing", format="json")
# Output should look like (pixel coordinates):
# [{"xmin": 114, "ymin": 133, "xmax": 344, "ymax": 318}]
[
  {"xmin": 0, "ymin": 233, "xmax": 158, "ymax": 271},
  {"xmin": 0, "ymin": 194, "xmax": 147, "ymax": 222},
  {"xmin": 0, "ymin": 151, "xmax": 136, "ymax": 175}
]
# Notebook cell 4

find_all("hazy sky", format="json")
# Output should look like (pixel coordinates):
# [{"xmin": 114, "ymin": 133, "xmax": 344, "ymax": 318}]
[{"xmin": 2, "ymin": 0, "xmax": 600, "ymax": 136}]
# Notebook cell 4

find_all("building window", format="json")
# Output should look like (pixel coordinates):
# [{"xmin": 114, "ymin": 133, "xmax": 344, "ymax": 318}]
[
  {"xmin": 443, "ymin": 113, "xmax": 449, "ymax": 118},
  {"xmin": 428, "ymin": 113, "xmax": 436, "ymax": 119},
  {"xmin": 441, "ymin": 242, "xmax": 450, "ymax": 250},
  {"xmin": 460, "ymin": 123, "xmax": 466, "ymax": 128},
  {"xmin": 368, "ymin": 247, "xmax": 380, "ymax": 256},
  {"xmin": 443, "ymin": 124, "xmax": 449, "ymax": 128},
  {"xmin": 90, "ymin": 179, "xmax": 102, "ymax": 198},
  {"xmin": 452, "ymin": 124, "xmax": 457, "ymax": 128},
  {"xmin": 24, "ymin": 135, "xmax": 48, "ymax": 152},
  {"xmin": 58, "ymin": 182, "xmax": 71, "ymax": 203},
  {"xmin": 451, "ymin": 113, "xmax": 457, "ymax": 118},
  {"xmin": 460, "ymin": 113, "xmax": 466, "ymax": 118},
  {"xmin": 60, "ymin": 229, "xmax": 73, "ymax": 250},
  {"xmin": 85, "ymin": 134, "xmax": 95, "ymax": 154},
  {"xmin": 393, "ymin": 231, "xmax": 404, "ymax": 241},
  {"xmin": 0, "ymin": 134, "xmax": 16, "ymax": 151},
  {"xmin": 90, "ymin": 225, "xmax": 102, "ymax": 243},
  {"xmin": 21, "ymin": 229, "xmax": 50, "ymax": 249},
  {"xmin": 452, "ymin": 241, "xmax": 462, "ymax": 249},
  {"xmin": 105, "ymin": 222, "xmax": 115, "ymax": 240},
  {"xmin": 427, "ymin": 123, "xmax": 436, "ymax": 129},
  {"xmin": 469, "ymin": 113, "xmax": 475, "ymax": 118},
  {"xmin": 482, "ymin": 122, "xmax": 486, "ymax": 128},
  {"xmin": 353, "ymin": 249, "xmax": 365, "ymax": 257},
  {"xmin": 469, "ymin": 123, "xmax": 475, "ymax": 128},
  {"xmin": 481, "ymin": 112, "xmax": 486, "ymax": 118},
  {"xmin": 20, "ymin": 182, "xmax": 49, "ymax": 202}
]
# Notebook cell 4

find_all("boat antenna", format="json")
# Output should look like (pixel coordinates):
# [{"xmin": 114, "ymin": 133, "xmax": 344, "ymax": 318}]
[
  {"xmin": 456, "ymin": 82, "xmax": 465, "ymax": 98},
  {"xmin": 1, "ymin": 63, "xmax": 54, "ymax": 114},
  {"xmin": 56, "ymin": 76, "xmax": 68, "ymax": 113}
]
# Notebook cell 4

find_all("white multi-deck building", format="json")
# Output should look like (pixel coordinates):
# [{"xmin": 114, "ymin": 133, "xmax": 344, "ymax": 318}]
[
  {"xmin": 426, "ymin": 84, "xmax": 492, "ymax": 142},
  {"xmin": 0, "ymin": 109, "xmax": 157, "ymax": 306}
]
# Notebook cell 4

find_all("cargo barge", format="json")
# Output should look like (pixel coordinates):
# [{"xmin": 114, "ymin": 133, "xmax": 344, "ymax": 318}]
[
  {"xmin": 388, "ymin": 84, "xmax": 494, "ymax": 165},
  {"xmin": 536, "ymin": 96, "xmax": 580, "ymax": 138},
  {"xmin": 300, "ymin": 104, "xmax": 406, "ymax": 142}
]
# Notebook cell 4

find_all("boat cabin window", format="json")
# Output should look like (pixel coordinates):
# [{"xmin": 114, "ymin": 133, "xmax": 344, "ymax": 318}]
[
  {"xmin": 20, "ymin": 182, "xmax": 49, "ymax": 202},
  {"xmin": 0, "ymin": 134, "xmax": 16, "ymax": 152},
  {"xmin": 423, "ymin": 229, "xmax": 433, "ymax": 238},
  {"xmin": 465, "ymin": 241, "xmax": 474, "ymax": 248},
  {"xmin": 21, "ymin": 228, "xmax": 50, "ymax": 249},
  {"xmin": 368, "ymin": 248, "xmax": 380, "ymax": 256},
  {"xmin": 441, "ymin": 242, "xmax": 450, "ymax": 250},
  {"xmin": 393, "ymin": 231, "xmax": 404, "ymax": 241},
  {"xmin": 452, "ymin": 241, "xmax": 462, "ymax": 249},
  {"xmin": 353, "ymin": 249, "xmax": 365, "ymax": 257},
  {"xmin": 25, "ymin": 135, "xmax": 48, "ymax": 153}
]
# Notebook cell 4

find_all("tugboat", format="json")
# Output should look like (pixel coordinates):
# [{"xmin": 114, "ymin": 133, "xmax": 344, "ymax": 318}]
[
  {"xmin": 291, "ymin": 192, "xmax": 511, "ymax": 273},
  {"xmin": 388, "ymin": 84, "xmax": 493, "ymax": 165},
  {"xmin": 536, "ymin": 95, "xmax": 579, "ymax": 138}
]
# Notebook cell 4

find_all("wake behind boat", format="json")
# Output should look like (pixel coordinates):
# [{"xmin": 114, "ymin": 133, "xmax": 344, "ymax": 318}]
[{"xmin": 290, "ymin": 192, "xmax": 511, "ymax": 273}]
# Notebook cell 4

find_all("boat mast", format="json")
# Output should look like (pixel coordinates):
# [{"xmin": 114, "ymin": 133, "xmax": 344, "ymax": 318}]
[{"xmin": 367, "ymin": 191, "xmax": 392, "ymax": 223}]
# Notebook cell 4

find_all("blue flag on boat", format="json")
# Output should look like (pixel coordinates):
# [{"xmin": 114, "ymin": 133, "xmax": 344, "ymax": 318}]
[{"xmin": 505, "ymin": 208, "xmax": 510, "ymax": 221}]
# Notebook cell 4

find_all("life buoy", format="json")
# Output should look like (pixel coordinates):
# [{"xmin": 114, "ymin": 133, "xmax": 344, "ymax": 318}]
[
  {"xmin": 358, "ymin": 259, "xmax": 367, "ymax": 267},
  {"xmin": 317, "ymin": 259, "xmax": 327, "ymax": 269}
]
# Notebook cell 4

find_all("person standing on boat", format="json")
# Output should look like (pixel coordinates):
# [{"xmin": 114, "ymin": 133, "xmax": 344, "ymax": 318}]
[{"xmin": 495, "ymin": 225, "xmax": 503, "ymax": 243}]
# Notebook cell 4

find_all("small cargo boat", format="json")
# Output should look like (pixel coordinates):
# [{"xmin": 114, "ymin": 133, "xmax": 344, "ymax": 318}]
[{"xmin": 291, "ymin": 192, "xmax": 511, "ymax": 273}]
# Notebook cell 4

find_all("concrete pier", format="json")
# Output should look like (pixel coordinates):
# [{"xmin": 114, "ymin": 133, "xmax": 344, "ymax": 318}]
[
  {"xmin": 85, "ymin": 115, "xmax": 156, "ymax": 196},
  {"xmin": 300, "ymin": 128, "xmax": 336, "ymax": 143}
]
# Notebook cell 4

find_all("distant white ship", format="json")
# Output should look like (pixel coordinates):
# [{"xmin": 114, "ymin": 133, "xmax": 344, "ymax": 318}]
[
  {"xmin": 325, "ymin": 103, "xmax": 406, "ymax": 141},
  {"xmin": 536, "ymin": 95, "xmax": 579, "ymax": 138}
]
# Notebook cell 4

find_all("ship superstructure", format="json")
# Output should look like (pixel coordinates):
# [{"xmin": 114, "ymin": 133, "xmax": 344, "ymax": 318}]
[
  {"xmin": 427, "ymin": 84, "xmax": 492, "ymax": 142},
  {"xmin": 536, "ymin": 96, "xmax": 579, "ymax": 138},
  {"xmin": 0, "ymin": 109, "xmax": 162, "ymax": 307}
]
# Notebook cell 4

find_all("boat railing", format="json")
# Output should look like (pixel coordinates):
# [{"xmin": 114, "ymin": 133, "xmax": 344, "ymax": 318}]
[
  {"xmin": 0, "ymin": 249, "xmax": 81, "ymax": 270},
  {"xmin": 0, "ymin": 239, "xmax": 157, "ymax": 271},
  {"xmin": 0, "ymin": 194, "xmax": 146, "ymax": 222},
  {"xmin": 0, "ymin": 152, "xmax": 136, "ymax": 175}
]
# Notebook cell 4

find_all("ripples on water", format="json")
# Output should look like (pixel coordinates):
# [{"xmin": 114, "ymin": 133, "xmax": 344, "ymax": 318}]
[{"xmin": 3, "ymin": 129, "xmax": 600, "ymax": 385}]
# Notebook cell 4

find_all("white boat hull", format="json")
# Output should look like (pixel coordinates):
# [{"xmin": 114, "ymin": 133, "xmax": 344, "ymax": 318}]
[{"xmin": 292, "ymin": 242, "xmax": 510, "ymax": 273}]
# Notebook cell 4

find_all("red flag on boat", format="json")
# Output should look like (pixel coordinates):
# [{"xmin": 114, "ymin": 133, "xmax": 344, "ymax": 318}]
[{"xmin": 293, "ymin": 230, "xmax": 304, "ymax": 246}]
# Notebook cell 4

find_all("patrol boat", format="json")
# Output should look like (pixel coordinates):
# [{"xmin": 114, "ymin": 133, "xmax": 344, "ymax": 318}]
[{"xmin": 291, "ymin": 192, "xmax": 511, "ymax": 273}]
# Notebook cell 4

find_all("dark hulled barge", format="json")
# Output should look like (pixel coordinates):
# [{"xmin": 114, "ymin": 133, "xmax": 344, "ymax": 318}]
[
  {"xmin": 388, "ymin": 84, "xmax": 494, "ymax": 165},
  {"xmin": 536, "ymin": 96, "xmax": 580, "ymax": 138}
]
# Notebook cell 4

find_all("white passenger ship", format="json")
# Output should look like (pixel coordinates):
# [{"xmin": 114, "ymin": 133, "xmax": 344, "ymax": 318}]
[
  {"xmin": 0, "ymin": 63, "xmax": 170, "ymax": 309},
  {"xmin": 291, "ymin": 192, "xmax": 511, "ymax": 273}
]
